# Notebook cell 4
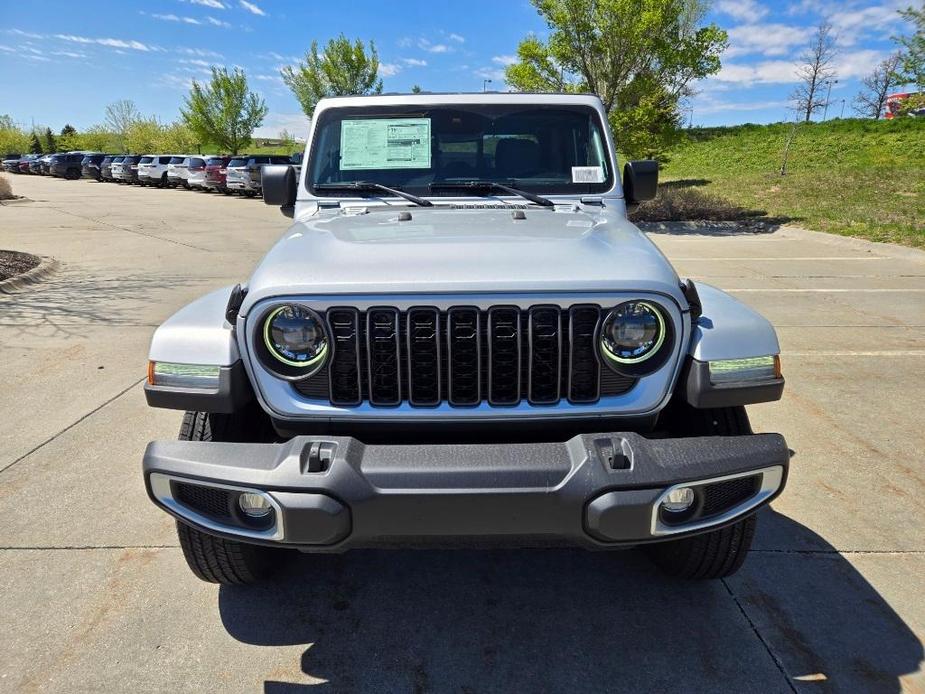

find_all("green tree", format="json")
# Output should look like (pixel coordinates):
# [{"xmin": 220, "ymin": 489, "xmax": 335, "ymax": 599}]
[
  {"xmin": 895, "ymin": 2, "xmax": 925, "ymax": 89},
  {"xmin": 0, "ymin": 117, "xmax": 30, "ymax": 155},
  {"xmin": 30, "ymin": 131, "xmax": 43, "ymax": 154},
  {"xmin": 504, "ymin": 0, "xmax": 727, "ymax": 159},
  {"xmin": 181, "ymin": 67, "xmax": 267, "ymax": 154},
  {"xmin": 281, "ymin": 34, "xmax": 383, "ymax": 116},
  {"xmin": 58, "ymin": 124, "xmax": 79, "ymax": 151},
  {"xmin": 279, "ymin": 128, "xmax": 296, "ymax": 152},
  {"xmin": 76, "ymin": 124, "xmax": 120, "ymax": 152},
  {"xmin": 411, "ymin": 84, "xmax": 423, "ymax": 94},
  {"xmin": 159, "ymin": 121, "xmax": 198, "ymax": 153},
  {"xmin": 124, "ymin": 117, "xmax": 163, "ymax": 154},
  {"xmin": 43, "ymin": 127, "xmax": 56, "ymax": 153}
]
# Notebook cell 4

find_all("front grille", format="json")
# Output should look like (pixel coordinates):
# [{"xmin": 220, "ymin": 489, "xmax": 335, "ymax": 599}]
[
  {"xmin": 701, "ymin": 476, "xmax": 760, "ymax": 517},
  {"xmin": 294, "ymin": 305, "xmax": 637, "ymax": 407},
  {"xmin": 174, "ymin": 483, "xmax": 232, "ymax": 520}
]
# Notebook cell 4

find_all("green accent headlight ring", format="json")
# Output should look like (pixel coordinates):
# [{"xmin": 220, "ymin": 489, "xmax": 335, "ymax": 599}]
[
  {"xmin": 600, "ymin": 301, "xmax": 667, "ymax": 365},
  {"xmin": 262, "ymin": 305, "xmax": 329, "ymax": 369}
]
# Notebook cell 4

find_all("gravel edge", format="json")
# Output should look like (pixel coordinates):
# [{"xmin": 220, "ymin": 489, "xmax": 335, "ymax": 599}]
[{"xmin": 0, "ymin": 255, "xmax": 60, "ymax": 293}]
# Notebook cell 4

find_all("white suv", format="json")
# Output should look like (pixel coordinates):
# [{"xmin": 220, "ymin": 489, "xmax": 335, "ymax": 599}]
[
  {"xmin": 166, "ymin": 156, "xmax": 194, "ymax": 188},
  {"xmin": 137, "ymin": 155, "xmax": 176, "ymax": 187}
]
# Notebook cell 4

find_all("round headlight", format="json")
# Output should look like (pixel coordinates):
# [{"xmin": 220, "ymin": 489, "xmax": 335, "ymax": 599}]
[
  {"xmin": 600, "ymin": 301, "xmax": 666, "ymax": 366},
  {"xmin": 263, "ymin": 305, "xmax": 328, "ymax": 371}
]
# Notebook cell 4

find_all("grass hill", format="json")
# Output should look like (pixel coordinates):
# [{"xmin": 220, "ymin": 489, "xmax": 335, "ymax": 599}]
[{"xmin": 642, "ymin": 117, "xmax": 924, "ymax": 248}]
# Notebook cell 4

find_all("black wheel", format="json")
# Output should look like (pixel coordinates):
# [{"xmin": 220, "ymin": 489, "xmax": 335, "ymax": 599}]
[
  {"xmin": 645, "ymin": 514, "xmax": 756, "ymax": 579},
  {"xmin": 174, "ymin": 409, "xmax": 283, "ymax": 585},
  {"xmin": 644, "ymin": 405, "xmax": 758, "ymax": 579},
  {"xmin": 176, "ymin": 521, "xmax": 274, "ymax": 585}
]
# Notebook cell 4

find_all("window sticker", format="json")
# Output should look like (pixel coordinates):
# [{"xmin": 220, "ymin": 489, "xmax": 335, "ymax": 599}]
[
  {"xmin": 571, "ymin": 166, "xmax": 605, "ymax": 183},
  {"xmin": 340, "ymin": 118, "xmax": 432, "ymax": 170}
]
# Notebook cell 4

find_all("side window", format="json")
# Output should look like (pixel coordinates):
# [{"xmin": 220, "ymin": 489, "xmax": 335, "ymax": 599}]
[{"xmin": 160, "ymin": 157, "xmax": 170, "ymax": 165}]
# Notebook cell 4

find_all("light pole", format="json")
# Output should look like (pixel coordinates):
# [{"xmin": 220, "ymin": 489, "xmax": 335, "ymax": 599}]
[
  {"xmin": 482, "ymin": 79, "xmax": 492, "ymax": 93},
  {"xmin": 840, "ymin": 98, "xmax": 846, "ymax": 119},
  {"xmin": 822, "ymin": 79, "xmax": 839, "ymax": 120}
]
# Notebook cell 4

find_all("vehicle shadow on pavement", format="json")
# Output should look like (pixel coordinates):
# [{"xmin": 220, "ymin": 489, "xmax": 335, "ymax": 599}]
[{"xmin": 218, "ymin": 509, "xmax": 923, "ymax": 692}]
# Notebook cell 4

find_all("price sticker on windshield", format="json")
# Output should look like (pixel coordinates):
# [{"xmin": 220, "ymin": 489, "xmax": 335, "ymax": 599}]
[{"xmin": 571, "ymin": 166, "xmax": 605, "ymax": 183}]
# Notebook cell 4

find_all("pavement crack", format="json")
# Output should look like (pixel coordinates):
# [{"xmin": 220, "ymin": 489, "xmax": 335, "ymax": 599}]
[
  {"xmin": 0, "ymin": 377, "xmax": 145, "ymax": 475},
  {"xmin": 44, "ymin": 205, "xmax": 212, "ymax": 252},
  {"xmin": 722, "ymin": 578, "xmax": 798, "ymax": 694}
]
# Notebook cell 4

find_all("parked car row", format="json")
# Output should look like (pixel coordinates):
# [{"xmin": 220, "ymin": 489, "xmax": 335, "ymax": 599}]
[{"xmin": 1, "ymin": 151, "xmax": 301, "ymax": 196}]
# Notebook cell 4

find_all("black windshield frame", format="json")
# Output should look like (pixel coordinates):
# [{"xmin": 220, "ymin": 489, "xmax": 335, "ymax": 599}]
[{"xmin": 306, "ymin": 103, "xmax": 615, "ymax": 199}]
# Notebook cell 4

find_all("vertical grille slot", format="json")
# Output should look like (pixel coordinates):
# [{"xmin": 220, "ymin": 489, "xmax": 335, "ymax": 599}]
[
  {"xmin": 568, "ymin": 305, "xmax": 601, "ymax": 403},
  {"xmin": 327, "ymin": 308, "xmax": 362, "ymax": 406},
  {"xmin": 487, "ymin": 306, "xmax": 521, "ymax": 405},
  {"xmin": 528, "ymin": 306, "xmax": 562, "ymax": 404},
  {"xmin": 447, "ymin": 307, "xmax": 481, "ymax": 406},
  {"xmin": 407, "ymin": 308, "xmax": 441, "ymax": 406},
  {"xmin": 366, "ymin": 307, "xmax": 401, "ymax": 406}
]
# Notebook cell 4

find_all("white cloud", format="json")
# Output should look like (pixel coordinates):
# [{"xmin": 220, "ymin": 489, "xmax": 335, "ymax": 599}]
[
  {"xmin": 178, "ymin": 46, "xmax": 223, "ymax": 58},
  {"xmin": 491, "ymin": 54, "xmax": 517, "ymax": 66},
  {"xmin": 448, "ymin": 33, "xmax": 465, "ymax": 43},
  {"xmin": 182, "ymin": 0, "xmax": 227, "ymax": 8},
  {"xmin": 253, "ymin": 73, "xmax": 283, "ymax": 83},
  {"xmin": 829, "ymin": 3, "xmax": 906, "ymax": 46},
  {"xmin": 379, "ymin": 62, "xmax": 401, "ymax": 77},
  {"xmin": 715, "ymin": 0, "xmax": 769, "ymax": 22},
  {"xmin": 51, "ymin": 50, "xmax": 87, "ymax": 58},
  {"xmin": 397, "ymin": 37, "xmax": 413, "ymax": 48},
  {"xmin": 713, "ymin": 60, "xmax": 800, "ymax": 85},
  {"xmin": 0, "ymin": 45, "xmax": 17, "ymax": 53},
  {"xmin": 206, "ymin": 16, "xmax": 231, "ymax": 27},
  {"xmin": 401, "ymin": 57, "xmax": 427, "ymax": 66},
  {"xmin": 833, "ymin": 48, "xmax": 888, "ymax": 79},
  {"xmin": 54, "ymin": 33, "xmax": 159, "ymax": 52},
  {"xmin": 253, "ymin": 112, "xmax": 310, "ymax": 140},
  {"xmin": 725, "ymin": 23, "xmax": 811, "ymax": 58},
  {"xmin": 8, "ymin": 29, "xmax": 44, "ymax": 39},
  {"xmin": 475, "ymin": 67, "xmax": 505, "ymax": 81},
  {"xmin": 418, "ymin": 39, "xmax": 451, "ymax": 53},
  {"xmin": 692, "ymin": 95, "xmax": 791, "ymax": 115},
  {"xmin": 179, "ymin": 58, "xmax": 212, "ymax": 66},
  {"xmin": 149, "ymin": 13, "xmax": 202, "ymax": 24},
  {"xmin": 239, "ymin": 0, "xmax": 266, "ymax": 16}
]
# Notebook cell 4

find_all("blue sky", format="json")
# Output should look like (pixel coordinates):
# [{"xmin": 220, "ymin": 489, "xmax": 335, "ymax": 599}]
[{"xmin": 0, "ymin": 0, "xmax": 914, "ymax": 138}]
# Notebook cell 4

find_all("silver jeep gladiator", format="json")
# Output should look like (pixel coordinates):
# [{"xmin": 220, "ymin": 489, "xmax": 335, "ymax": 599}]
[{"xmin": 142, "ymin": 93, "xmax": 788, "ymax": 585}]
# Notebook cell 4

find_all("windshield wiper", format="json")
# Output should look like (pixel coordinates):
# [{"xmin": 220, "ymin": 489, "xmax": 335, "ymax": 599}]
[
  {"xmin": 315, "ymin": 181, "xmax": 433, "ymax": 207},
  {"xmin": 428, "ymin": 181, "xmax": 554, "ymax": 207}
]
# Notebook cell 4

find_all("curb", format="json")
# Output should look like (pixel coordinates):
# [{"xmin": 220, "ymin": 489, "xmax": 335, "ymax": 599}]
[{"xmin": 0, "ymin": 255, "xmax": 59, "ymax": 293}]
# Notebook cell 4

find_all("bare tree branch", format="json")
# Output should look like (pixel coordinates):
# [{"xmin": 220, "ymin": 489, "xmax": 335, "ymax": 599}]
[
  {"xmin": 790, "ymin": 21, "xmax": 838, "ymax": 122},
  {"xmin": 853, "ymin": 53, "xmax": 903, "ymax": 119}
]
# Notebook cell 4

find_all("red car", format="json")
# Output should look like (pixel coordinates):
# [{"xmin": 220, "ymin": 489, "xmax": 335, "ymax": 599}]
[{"xmin": 202, "ymin": 155, "xmax": 234, "ymax": 194}]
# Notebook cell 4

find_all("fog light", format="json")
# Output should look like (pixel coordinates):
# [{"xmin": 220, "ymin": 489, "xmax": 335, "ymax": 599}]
[
  {"xmin": 238, "ymin": 492, "xmax": 272, "ymax": 518},
  {"xmin": 661, "ymin": 487, "xmax": 695, "ymax": 513}
]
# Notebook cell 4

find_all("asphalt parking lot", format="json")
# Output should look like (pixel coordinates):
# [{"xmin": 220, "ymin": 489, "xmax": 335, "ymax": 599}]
[{"xmin": 1, "ymin": 174, "xmax": 923, "ymax": 693}]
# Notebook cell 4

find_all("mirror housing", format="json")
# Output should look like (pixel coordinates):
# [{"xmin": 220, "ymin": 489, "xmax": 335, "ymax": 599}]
[
  {"xmin": 623, "ymin": 160, "xmax": 659, "ymax": 205},
  {"xmin": 262, "ymin": 164, "xmax": 296, "ymax": 217}
]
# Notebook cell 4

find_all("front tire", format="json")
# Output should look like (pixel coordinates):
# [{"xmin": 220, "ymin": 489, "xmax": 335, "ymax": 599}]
[
  {"xmin": 175, "ymin": 409, "xmax": 283, "ymax": 585},
  {"xmin": 644, "ymin": 405, "xmax": 758, "ymax": 579}
]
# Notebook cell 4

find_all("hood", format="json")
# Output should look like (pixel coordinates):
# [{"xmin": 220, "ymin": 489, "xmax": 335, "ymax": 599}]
[{"xmin": 241, "ymin": 205, "xmax": 681, "ymax": 312}]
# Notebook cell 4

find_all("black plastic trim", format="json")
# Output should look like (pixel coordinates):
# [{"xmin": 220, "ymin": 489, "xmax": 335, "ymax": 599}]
[{"xmin": 143, "ymin": 429, "xmax": 789, "ymax": 550}]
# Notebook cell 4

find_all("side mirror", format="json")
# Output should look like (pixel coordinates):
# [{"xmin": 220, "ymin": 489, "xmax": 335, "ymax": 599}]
[
  {"xmin": 623, "ymin": 160, "xmax": 659, "ymax": 204},
  {"xmin": 262, "ymin": 164, "xmax": 296, "ymax": 217}
]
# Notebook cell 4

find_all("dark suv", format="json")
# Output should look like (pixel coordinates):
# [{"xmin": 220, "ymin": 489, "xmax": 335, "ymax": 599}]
[
  {"xmin": 49, "ymin": 153, "xmax": 87, "ymax": 179},
  {"xmin": 81, "ymin": 154, "xmax": 108, "ymax": 181},
  {"xmin": 101, "ymin": 155, "xmax": 121, "ymax": 182}
]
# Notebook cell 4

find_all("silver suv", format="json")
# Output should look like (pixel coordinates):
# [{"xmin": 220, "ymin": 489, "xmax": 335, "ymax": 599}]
[
  {"xmin": 225, "ymin": 154, "xmax": 291, "ymax": 196},
  {"xmin": 142, "ymin": 93, "xmax": 788, "ymax": 587}
]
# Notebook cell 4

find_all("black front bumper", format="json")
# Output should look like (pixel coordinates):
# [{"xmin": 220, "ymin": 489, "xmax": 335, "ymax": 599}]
[{"xmin": 143, "ymin": 431, "xmax": 789, "ymax": 550}]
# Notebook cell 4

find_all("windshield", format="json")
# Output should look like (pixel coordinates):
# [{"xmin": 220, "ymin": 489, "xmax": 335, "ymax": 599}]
[
  {"xmin": 307, "ymin": 104, "xmax": 614, "ymax": 198},
  {"xmin": 139, "ymin": 156, "xmax": 153, "ymax": 164},
  {"xmin": 227, "ymin": 158, "xmax": 247, "ymax": 167}
]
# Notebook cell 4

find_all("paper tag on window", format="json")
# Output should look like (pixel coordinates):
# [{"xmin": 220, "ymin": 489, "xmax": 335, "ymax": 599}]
[{"xmin": 571, "ymin": 166, "xmax": 604, "ymax": 183}]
